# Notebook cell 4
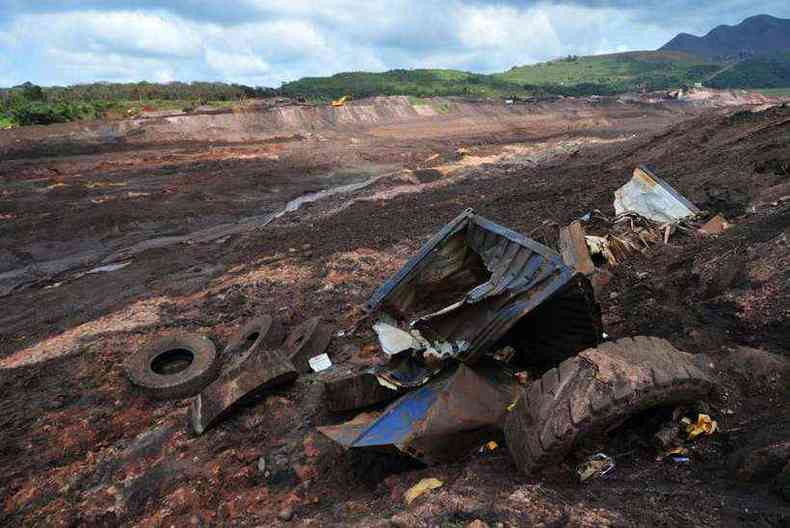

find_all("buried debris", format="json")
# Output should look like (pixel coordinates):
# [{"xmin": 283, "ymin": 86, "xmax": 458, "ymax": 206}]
[
  {"xmin": 318, "ymin": 363, "xmax": 520, "ymax": 464},
  {"xmin": 685, "ymin": 413, "xmax": 718, "ymax": 440},
  {"xmin": 189, "ymin": 317, "xmax": 298, "ymax": 435},
  {"xmin": 559, "ymin": 165, "xmax": 711, "ymax": 271},
  {"xmin": 404, "ymin": 478, "xmax": 443, "ymax": 505},
  {"xmin": 577, "ymin": 453, "xmax": 615, "ymax": 482},
  {"xmin": 614, "ymin": 165, "xmax": 700, "ymax": 223},
  {"xmin": 504, "ymin": 336, "xmax": 717, "ymax": 475},
  {"xmin": 698, "ymin": 214, "xmax": 732, "ymax": 236}
]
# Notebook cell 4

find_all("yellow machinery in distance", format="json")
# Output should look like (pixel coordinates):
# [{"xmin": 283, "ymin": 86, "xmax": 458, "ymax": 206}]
[{"xmin": 331, "ymin": 95, "xmax": 351, "ymax": 107}]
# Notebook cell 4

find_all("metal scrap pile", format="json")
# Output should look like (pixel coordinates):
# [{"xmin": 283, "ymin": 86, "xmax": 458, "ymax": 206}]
[
  {"xmin": 560, "ymin": 165, "xmax": 733, "ymax": 275},
  {"xmin": 319, "ymin": 208, "xmax": 603, "ymax": 463},
  {"xmin": 123, "ymin": 165, "xmax": 720, "ymax": 479},
  {"xmin": 318, "ymin": 168, "xmax": 720, "ymax": 476}
]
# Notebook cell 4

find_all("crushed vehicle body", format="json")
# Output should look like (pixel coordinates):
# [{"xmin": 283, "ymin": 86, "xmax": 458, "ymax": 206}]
[
  {"xmin": 366, "ymin": 208, "xmax": 602, "ymax": 372},
  {"xmin": 318, "ymin": 363, "xmax": 520, "ymax": 464},
  {"xmin": 320, "ymin": 209, "xmax": 604, "ymax": 462}
]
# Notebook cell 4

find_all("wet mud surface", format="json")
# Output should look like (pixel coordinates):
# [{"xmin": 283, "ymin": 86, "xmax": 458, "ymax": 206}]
[{"xmin": 0, "ymin": 95, "xmax": 789, "ymax": 526}]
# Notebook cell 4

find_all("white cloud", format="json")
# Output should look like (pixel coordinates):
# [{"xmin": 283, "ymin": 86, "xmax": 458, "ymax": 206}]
[
  {"xmin": 13, "ymin": 11, "xmax": 204, "ymax": 59},
  {"xmin": 0, "ymin": 1, "xmax": 788, "ymax": 86},
  {"xmin": 205, "ymin": 48, "xmax": 270, "ymax": 77}
]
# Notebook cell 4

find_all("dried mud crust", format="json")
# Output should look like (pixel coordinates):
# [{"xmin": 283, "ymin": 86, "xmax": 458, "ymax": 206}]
[
  {"xmin": 124, "ymin": 332, "xmax": 218, "ymax": 400},
  {"xmin": 505, "ymin": 336, "xmax": 718, "ymax": 475}
]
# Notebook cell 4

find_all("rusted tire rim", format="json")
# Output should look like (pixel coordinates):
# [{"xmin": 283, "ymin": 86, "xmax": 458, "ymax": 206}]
[
  {"xmin": 219, "ymin": 314, "xmax": 285, "ymax": 375},
  {"xmin": 125, "ymin": 332, "xmax": 218, "ymax": 400}
]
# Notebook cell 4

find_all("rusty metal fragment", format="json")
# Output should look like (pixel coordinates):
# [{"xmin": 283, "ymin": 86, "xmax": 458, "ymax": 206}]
[
  {"xmin": 189, "ymin": 342, "xmax": 297, "ymax": 435},
  {"xmin": 285, "ymin": 317, "xmax": 333, "ymax": 373},
  {"xmin": 325, "ymin": 371, "xmax": 402, "ymax": 412},
  {"xmin": 559, "ymin": 220, "xmax": 595, "ymax": 275},
  {"xmin": 318, "ymin": 363, "xmax": 520, "ymax": 464},
  {"xmin": 366, "ymin": 208, "xmax": 602, "ymax": 367}
]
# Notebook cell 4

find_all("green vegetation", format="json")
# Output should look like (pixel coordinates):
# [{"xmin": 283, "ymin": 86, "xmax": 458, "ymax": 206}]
[
  {"xmin": 0, "ymin": 81, "xmax": 274, "ymax": 127},
  {"xmin": 494, "ymin": 51, "xmax": 720, "ymax": 93},
  {"xmin": 280, "ymin": 50, "xmax": 790, "ymax": 100},
  {"xmin": 279, "ymin": 69, "xmax": 520, "ymax": 99},
  {"xmin": 755, "ymin": 87, "xmax": 790, "ymax": 97},
  {"xmin": 706, "ymin": 52, "xmax": 790, "ymax": 89},
  {"xmin": 3, "ymin": 49, "xmax": 790, "ymax": 128}
]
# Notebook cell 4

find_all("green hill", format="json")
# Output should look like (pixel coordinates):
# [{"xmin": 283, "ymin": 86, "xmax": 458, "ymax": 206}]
[
  {"xmin": 280, "ymin": 50, "xmax": 789, "ymax": 100},
  {"xmin": 706, "ymin": 52, "xmax": 790, "ymax": 89},
  {"xmin": 493, "ymin": 51, "xmax": 720, "ymax": 93},
  {"xmin": 278, "ymin": 69, "xmax": 518, "ymax": 99}
]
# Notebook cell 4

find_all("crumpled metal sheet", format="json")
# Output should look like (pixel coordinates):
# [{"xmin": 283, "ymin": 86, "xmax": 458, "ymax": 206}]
[
  {"xmin": 614, "ymin": 165, "xmax": 699, "ymax": 223},
  {"xmin": 317, "ymin": 363, "xmax": 520, "ymax": 463},
  {"xmin": 366, "ymin": 208, "xmax": 602, "ymax": 365}
]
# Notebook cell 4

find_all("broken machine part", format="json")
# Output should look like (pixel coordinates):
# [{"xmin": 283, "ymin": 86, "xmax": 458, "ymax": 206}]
[
  {"xmin": 318, "ymin": 362, "xmax": 520, "ymax": 464},
  {"xmin": 189, "ymin": 319, "xmax": 298, "ymax": 435}
]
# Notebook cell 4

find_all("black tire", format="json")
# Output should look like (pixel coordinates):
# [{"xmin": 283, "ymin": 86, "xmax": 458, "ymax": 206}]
[
  {"xmin": 219, "ymin": 315, "xmax": 285, "ymax": 375},
  {"xmin": 125, "ymin": 332, "xmax": 218, "ymax": 400},
  {"xmin": 504, "ymin": 336, "xmax": 717, "ymax": 475}
]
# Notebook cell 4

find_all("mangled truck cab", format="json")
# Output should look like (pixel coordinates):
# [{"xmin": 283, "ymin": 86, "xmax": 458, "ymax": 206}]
[{"xmin": 367, "ymin": 208, "xmax": 603, "ymax": 375}]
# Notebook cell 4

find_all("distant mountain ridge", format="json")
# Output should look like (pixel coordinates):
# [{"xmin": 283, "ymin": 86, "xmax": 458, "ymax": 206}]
[{"xmin": 660, "ymin": 14, "xmax": 790, "ymax": 58}]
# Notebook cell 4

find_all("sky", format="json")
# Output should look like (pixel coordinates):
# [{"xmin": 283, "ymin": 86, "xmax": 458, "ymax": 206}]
[{"xmin": 0, "ymin": 1, "xmax": 788, "ymax": 88}]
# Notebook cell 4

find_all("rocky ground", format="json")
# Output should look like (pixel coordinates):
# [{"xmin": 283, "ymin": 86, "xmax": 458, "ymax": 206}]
[{"xmin": 0, "ymin": 94, "xmax": 788, "ymax": 527}]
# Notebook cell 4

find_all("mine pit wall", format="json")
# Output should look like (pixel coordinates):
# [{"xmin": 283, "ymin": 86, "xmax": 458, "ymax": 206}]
[{"xmin": 0, "ymin": 92, "xmax": 776, "ymax": 157}]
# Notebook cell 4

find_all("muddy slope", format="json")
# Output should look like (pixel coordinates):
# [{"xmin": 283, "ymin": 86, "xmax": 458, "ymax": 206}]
[{"xmin": 0, "ymin": 98, "xmax": 788, "ymax": 527}]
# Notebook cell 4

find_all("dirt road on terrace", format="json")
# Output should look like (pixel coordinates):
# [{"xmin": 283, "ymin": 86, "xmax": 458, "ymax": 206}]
[{"xmin": 0, "ymin": 93, "xmax": 788, "ymax": 527}]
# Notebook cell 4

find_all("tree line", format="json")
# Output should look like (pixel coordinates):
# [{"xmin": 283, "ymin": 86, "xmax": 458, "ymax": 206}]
[{"xmin": 0, "ymin": 81, "xmax": 276, "ymax": 126}]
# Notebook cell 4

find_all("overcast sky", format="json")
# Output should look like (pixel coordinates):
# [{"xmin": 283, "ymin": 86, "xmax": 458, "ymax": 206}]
[{"xmin": 0, "ymin": 1, "xmax": 788, "ymax": 87}]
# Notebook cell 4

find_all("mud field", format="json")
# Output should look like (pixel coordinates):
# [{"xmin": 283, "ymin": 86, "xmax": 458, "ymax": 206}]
[{"xmin": 1, "ymin": 93, "xmax": 789, "ymax": 527}]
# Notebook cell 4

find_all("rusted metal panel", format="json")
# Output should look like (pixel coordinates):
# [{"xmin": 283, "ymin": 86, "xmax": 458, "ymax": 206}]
[
  {"xmin": 559, "ymin": 220, "xmax": 596, "ymax": 275},
  {"xmin": 317, "ymin": 363, "xmax": 520, "ymax": 463}
]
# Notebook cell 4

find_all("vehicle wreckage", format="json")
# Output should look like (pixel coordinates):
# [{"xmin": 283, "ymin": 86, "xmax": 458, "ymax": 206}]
[
  {"xmin": 125, "ymin": 173, "xmax": 718, "ymax": 477},
  {"xmin": 319, "ymin": 206, "xmax": 717, "ymax": 473}
]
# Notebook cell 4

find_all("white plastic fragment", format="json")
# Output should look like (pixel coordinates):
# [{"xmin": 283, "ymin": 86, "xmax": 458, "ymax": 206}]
[
  {"xmin": 373, "ymin": 320, "xmax": 418, "ymax": 356},
  {"xmin": 308, "ymin": 353, "xmax": 332, "ymax": 372},
  {"xmin": 614, "ymin": 166, "xmax": 699, "ymax": 223}
]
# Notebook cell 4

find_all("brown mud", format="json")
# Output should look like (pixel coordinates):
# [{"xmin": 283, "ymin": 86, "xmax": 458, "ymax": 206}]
[{"xmin": 0, "ymin": 93, "xmax": 788, "ymax": 527}]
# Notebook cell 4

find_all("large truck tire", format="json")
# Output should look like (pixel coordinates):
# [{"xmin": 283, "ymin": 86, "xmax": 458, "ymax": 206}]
[
  {"xmin": 125, "ymin": 332, "xmax": 218, "ymax": 400},
  {"xmin": 505, "ymin": 336, "xmax": 717, "ymax": 475}
]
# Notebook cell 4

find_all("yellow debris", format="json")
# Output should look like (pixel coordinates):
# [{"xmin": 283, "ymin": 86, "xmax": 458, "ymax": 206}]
[
  {"xmin": 485, "ymin": 441, "xmax": 498, "ymax": 451},
  {"xmin": 686, "ymin": 414, "xmax": 718, "ymax": 439},
  {"xmin": 404, "ymin": 478, "xmax": 443, "ymax": 505}
]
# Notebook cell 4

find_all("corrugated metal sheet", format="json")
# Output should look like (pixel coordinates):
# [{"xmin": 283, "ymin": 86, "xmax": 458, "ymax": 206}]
[{"xmin": 366, "ymin": 209, "xmax": 601, "ymax": 364}]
